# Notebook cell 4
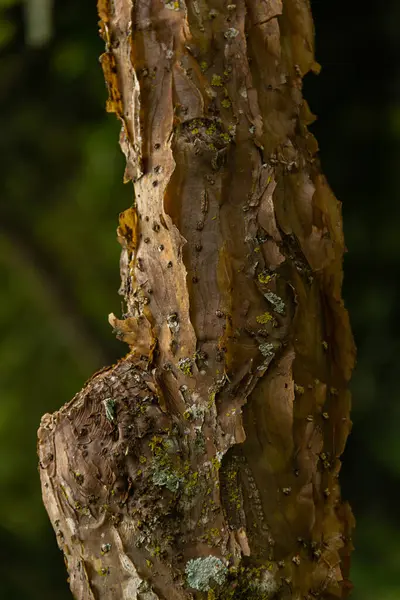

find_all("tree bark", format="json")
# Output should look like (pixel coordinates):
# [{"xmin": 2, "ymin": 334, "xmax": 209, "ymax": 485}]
[{"xmin": 38, "ymin": 1, "xmax": 356, "ymax": 599}]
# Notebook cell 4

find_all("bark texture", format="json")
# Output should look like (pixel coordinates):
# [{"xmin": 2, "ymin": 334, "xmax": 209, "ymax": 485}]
[{"xmin": 38, "ymin": 1, "xmax": 356, "ymax": 599}]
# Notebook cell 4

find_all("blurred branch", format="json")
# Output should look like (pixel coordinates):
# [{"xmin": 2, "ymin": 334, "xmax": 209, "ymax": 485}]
[
  {"xmin": 25, "ymin": 0, "xmax": 52, "ymax": 47},
  {"xmin": 0, "ymin": 218, "xmax": 109, "ymax": 375}
]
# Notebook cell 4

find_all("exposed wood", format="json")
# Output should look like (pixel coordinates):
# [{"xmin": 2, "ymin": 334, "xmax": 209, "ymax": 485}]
[{"xmin": 38, "ymin": 1, "xmax": 355, "ymax": 598}]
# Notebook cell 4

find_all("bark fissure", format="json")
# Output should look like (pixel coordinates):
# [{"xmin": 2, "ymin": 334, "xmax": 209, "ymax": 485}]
[{"xmin": 38, "ymin": 1, "xmax": 355, "ymax": 599}]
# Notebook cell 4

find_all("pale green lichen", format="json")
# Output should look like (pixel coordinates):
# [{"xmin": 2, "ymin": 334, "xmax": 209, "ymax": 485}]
[
  {"xmin": 208, "ymin": 390, "xmax": 217, "ymax": 407},
  {"xmin": 184, "ymin": 471, "xmax": 199, "ymax": 496},
  {"xmin": 152, "ymin": 465, "xmax": 181, "ymax": 492},
  {"xmin": 163, "ymin": 438, "xmax": 176, "ymax": 453},
  {"xmin": 211, "ymin": 74, "xmax": 223, "ymax": 87},
  {"xmin": 202, "ymin": 527, "xmax": 221, "ymax": 546},
  {"xmin": 165, "ymin": 0, "xmax": 180, "ymax": 10},
  {"xmin": 148, "ymin": 435, "xmax": 163, "ymax": 455},
  {"xmin": 102, "ymin": 398, "xmax": 116, "ymax": 422},
  {"xmin": 258, "ymin": 271, "xmax": 272, "ymax": 284},
  {"xmin": 178, "ymin": 357, "xmax": 193, "ymax": 376},
  {"xmin": 211, "ymin": 456, "xmax": 221, "ymax": 471},
  {"xmin": 185, "ymin": 556, "xmax": 228, "ymax": 591},
  {"xmin": 148, "ymin": 435, "xmax": 183, "ymax": 491},
  {"xmin": 256, "ymin": 312, "xmax": 273, "ymax": 325},
  {"xmin": 264, "ymin": 292, "xmax": 285, "ymax": 314},
  {"xmin": 206, "ymin": 122, "xmax": 217, "ymax": 135}
]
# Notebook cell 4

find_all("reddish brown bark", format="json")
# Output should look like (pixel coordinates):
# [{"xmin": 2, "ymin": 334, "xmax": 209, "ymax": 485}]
[{"xmin": 38, "ymin": 1, "xmax": 355, "ymax": 599}]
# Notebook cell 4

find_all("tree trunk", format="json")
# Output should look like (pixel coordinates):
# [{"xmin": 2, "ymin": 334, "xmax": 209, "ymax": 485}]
[{"xmin": 38, "ymin": 1, "xmax": 356, "ymax": 599}]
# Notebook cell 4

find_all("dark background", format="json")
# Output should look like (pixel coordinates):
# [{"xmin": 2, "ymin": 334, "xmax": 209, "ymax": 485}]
[{"xmin": 0, "ymin": 1, "xmax": 398, "ymax": 598}]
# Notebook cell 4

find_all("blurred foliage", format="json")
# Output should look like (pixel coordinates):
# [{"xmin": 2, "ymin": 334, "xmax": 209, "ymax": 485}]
[{"xmin": 0, "ymin": 1, "xmax": 398, "ymax": 598}]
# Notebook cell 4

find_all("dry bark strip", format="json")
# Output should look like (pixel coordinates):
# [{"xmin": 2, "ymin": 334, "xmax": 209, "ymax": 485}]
[{"xmin": 38, "ymin": 1, "xmax": 356, "ymax": 599}]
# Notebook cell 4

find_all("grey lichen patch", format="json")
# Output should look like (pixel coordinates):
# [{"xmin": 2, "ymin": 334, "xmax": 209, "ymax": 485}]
[
  {"xmin": 259, "ymin": 343, "xmax": 275, "ymax": 358},
  {"xmin": 224, "ymin": 27, "xmax": 239, "ymax": 39},
  {"xmin": 185, "ymin": 556, "xmax": 228, "ymax": 591},
  {"xmin": 183, "ymin": 403, "xmax": 206, "ymax": 422},
  {"xmin": 257, "ymin": 342, "xmax": 279, "ymax": 373},
  {"xmin": 152, "ymin": 466, "xmax": 181, "ymax": 492},
  {"xmin": 147, "ymin": 434, "xmax": 184, "ymax": 492},
  {"xmin": 264, "ymin": 292, "xmax": 285, "ymax": 315},
  {"xmin": 147, "ymin": 434, "xmax": 201, "ymax": 496},
  {"xmin": 250, "ymin": 569, "xmax": 279, "ymax": 597},
  {"xmin": 210, "ymin": 371, "xmax": 230, "ymax": 398},
  {"xmin": 167, "ymin": 312, "xmax": 180, "ymax": 333}
]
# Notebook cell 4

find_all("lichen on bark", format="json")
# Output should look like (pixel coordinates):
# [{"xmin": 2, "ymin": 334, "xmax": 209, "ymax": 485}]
[{"xmin": 38, "ymin": 1, "xmax": 356, "ymax": 599}]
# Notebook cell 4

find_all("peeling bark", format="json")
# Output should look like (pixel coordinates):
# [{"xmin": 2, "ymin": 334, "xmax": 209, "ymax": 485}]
[{"xmin": 38, "ymin": 1, "xmax": 356, "ymax": 599}]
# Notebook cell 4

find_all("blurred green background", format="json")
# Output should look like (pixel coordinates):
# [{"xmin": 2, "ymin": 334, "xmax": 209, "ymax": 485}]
[{"xmin": 0, "ymin": 1, "xmax": 398, "ymax": 598}]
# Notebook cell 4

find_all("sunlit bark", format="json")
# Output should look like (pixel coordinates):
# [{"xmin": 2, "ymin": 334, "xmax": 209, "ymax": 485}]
[{"xmin": 38, "ymin": 1, "xmax": 355, "ymax": 598}]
